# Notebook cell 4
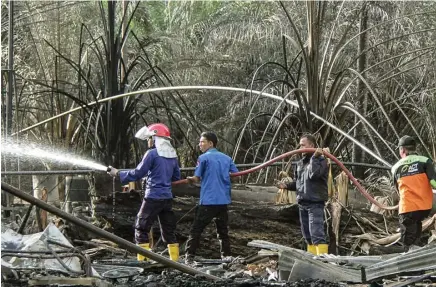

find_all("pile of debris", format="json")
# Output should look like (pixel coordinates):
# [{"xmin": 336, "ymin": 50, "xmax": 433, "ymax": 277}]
[
  {"xmin": 0, "ymin": 222, "xmax": 327, "ymax": 286},
  {"xmin": 2, "ymin": 181, "xmax": 436, "ymax": 287},
  {"xmin": 2, "ymin": 222, "xmax": 436, "ymax": 286}
]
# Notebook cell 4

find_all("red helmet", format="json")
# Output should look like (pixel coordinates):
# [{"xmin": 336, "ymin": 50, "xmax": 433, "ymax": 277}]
[{"xmin": 135, "ymin": 123, "xmax": 171, "ymax": 140}]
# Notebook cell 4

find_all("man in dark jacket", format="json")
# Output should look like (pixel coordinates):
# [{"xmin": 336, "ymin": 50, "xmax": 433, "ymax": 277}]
[
  {"xmin": 277, "ymin": 134, "xmax": 329, "ymax": 255},
  {"xmin": 185, "ymin": 132, "xmax": 239, "ymax": 264}
]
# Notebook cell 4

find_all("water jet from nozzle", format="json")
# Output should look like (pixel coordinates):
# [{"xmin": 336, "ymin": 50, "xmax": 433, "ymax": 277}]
[{"xmin": 1, "ymin": 140, "xmax": 107, "ymax": 171}]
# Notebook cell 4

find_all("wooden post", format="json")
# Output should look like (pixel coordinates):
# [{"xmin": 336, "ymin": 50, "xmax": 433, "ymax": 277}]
[{"xmin": 41, "ymin": 187, "xmax": 48, "ymax": 229}]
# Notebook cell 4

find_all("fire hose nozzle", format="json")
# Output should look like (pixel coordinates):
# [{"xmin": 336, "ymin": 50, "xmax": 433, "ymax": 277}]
[{"xmin": 107, "ymin": 166, "xmax": 112, "ymax": 172}]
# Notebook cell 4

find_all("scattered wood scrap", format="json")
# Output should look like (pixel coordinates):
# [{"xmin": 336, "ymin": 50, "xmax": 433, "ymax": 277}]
[
  {"xmin": 353, "ymin": 214, "xmax": 436, "ymax": 247},
  {"xmin": 28, "ymin": 276, "xmax": 113, "ymax": 287},
  {"xmin": 74, "ymin": 239, "xmax": 128, "ymax": 258}
]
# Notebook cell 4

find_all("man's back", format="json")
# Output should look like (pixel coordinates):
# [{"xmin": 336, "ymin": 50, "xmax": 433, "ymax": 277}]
[
  {"xmin": 194, "ymin": 148, "xmax": 238, "ymax": 205},
  {"xmin": 391, "ymin": 154, "xmax": 434, "ymax": 214}
]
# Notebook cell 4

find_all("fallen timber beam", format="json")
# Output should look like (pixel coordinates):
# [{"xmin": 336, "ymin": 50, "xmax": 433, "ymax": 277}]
[
  {"xmin": 1, "ymin": 182, "xmax": 220, "ymax": 281},
  {"xmin": 28, "ymin": 276, "xmax": 111, "ymax": 287},
  {"xmin": 17, "ymin": 203, "xmax": 34, "ymax": 234},
  {"xmin": 172, "ymin": 185, "xmax": 279, "ymax": 203}
]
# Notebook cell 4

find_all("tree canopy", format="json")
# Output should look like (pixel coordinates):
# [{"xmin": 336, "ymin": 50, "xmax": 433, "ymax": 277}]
[{"xmin": 2, "ymin": 0, "xmax": 435, "ymax": 181}]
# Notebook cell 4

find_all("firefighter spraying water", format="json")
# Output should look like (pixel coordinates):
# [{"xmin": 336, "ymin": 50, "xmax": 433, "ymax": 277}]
[{"xmin": 107, "ymin": 123, "xmax": 181, "ymax": 262}]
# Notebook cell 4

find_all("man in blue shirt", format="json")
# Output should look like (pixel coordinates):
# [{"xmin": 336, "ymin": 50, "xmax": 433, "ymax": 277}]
[
  {"xmin": 185, "ymin": 132, "xmax": 239, "ymax": 264},
  {"xmin": 107, "ymin": 123, "xmax": 181, "ymax": 262}
]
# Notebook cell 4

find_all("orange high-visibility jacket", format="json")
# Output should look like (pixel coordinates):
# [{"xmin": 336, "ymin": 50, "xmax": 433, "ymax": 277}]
[{"xmin": 391, "ymin": 154, "xmax": 436, "ymax": 214}]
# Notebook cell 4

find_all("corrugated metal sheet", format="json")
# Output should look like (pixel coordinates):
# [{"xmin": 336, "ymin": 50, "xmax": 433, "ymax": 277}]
[
  {"xmin": 249, "ymin": 240, "xmax": 436, "ymax": 283},
  {"xmin": 365, "ymin": 244, "xmax": 436, "ymax": 281},
  {"xmin": 278, "ymin": 250, "xmax": 361, "ymax": 283},
  {"xmin": 316, "ymin": 254, "xmax": 398, "ymax": 267}
]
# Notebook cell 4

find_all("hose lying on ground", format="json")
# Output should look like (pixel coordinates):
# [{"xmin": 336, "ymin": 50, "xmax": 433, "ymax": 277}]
[{"xmin": 172, "ymin": 148, "xmax": 398, "ymax": 211}]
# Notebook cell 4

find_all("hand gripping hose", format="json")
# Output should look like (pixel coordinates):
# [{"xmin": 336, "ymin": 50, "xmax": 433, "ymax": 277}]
[{"xmin": 172, "ymin": 148, "xmax": 398, "ymax": 210}]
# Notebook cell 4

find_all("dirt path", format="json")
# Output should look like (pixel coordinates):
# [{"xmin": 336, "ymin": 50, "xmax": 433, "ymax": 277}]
[{"xmin": 173, "ymin": 197, "xmax": 304, "ymax": 258}]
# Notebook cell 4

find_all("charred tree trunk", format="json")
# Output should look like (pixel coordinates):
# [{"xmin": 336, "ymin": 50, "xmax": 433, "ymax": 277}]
[
  {"xmin": 352, "ymin": 5, "xmax": 368, "ymax": 179},
  {"xmin": 106, "ymin": 1, "xmax": 116, "ymax": 165}
]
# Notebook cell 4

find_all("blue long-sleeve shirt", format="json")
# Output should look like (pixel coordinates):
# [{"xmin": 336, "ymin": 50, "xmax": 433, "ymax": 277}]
[{"xmin": 119, "ymin": 148, "xmax": 181, "ymax": 199}]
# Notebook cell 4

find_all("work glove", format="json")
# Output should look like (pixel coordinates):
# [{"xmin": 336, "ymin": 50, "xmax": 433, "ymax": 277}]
[
  {"xmin": 274, "ymin": 179, "xmax": 287, "ymax": 189},
  {"xmin": 314, "ymin": 148, "xmax": 323, "ymax": 158},
  {"xmin": 107, "ymin": 166, "xmax": 120, "ymax": 177},
  {"xmin": 186, "ymin": 176, "xmax": 198, "ymax": 184}
]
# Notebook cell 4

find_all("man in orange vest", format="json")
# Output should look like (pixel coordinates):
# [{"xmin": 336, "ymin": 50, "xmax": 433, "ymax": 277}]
[{"xmin": 391, "ymin": 135, "xmax": 436, "ymax": 251}]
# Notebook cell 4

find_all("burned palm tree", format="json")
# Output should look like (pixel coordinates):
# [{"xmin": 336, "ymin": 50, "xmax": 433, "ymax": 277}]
[
  {"xmin": 12, "ymin": 1, "xmax": 204, "ymax": 167},
  {"xmin": 231, "ymin": 1, "xmax": 436, "ymax": 182}
]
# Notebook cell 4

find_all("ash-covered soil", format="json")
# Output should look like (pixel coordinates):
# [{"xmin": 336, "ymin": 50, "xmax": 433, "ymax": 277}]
[
  {"xmin": 93, "ymin": 193, "xmax": 404, "ymax": 258},
  {"xmin": 94, "ymin": 194, "xmax": 310, "ymax": 258},
  {"xmin": 173, "ymin": 197, "xmax": 303, "ymax": 259},
  {"xmin": 130, "ymin": 272, "xmax": 343, "ymax": 287}
]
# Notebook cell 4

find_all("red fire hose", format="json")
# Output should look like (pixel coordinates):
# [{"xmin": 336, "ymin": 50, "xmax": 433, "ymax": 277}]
[{"xmin": 172, "ymin": 148, "xmax": 398, "ymax": 210}]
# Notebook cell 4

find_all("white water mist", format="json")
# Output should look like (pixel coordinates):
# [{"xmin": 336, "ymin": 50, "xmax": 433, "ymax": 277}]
[{"xmin": 1, "ymin": 141, "xmax": 107, "ymax": 171}]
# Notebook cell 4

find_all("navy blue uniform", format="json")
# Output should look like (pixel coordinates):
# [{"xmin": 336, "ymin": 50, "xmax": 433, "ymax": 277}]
[{"xmin": 119, "ymin": 148, "xmax": 181, "ymax": 244}]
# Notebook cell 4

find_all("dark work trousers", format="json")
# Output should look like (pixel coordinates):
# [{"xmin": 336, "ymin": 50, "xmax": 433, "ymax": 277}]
[
  {"xmin": 185, "ymin": 205, "xmax": 231, "ymax": 258},
  {"xmin": 399, "ymin": 209, "xmax": 431, "ymax": 249},
  {"xmin": 298, "ymin": 201, "xmax": 326, "ymax": 245},
  {"xmin": 135, "ymin": 198, "xmax": 177, "ymax": 244}
]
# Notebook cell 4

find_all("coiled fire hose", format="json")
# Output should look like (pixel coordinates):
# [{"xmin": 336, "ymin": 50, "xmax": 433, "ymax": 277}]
[{"xmin": 172, "ymin": 148, "xmax": 398, "ymax": 211}]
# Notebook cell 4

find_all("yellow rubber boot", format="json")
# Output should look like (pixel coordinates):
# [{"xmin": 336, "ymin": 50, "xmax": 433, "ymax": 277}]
[
  {"xmin": 137, "ymin": 243, "xmax": 150, "ymax": 261},
  {"xmin": 167, "ymin": 243, "xmax": 180, "ymax": 262},
  {"xmin": 316, "ymin": 244, "xmax": 329, "ymax": 255},
  {"xmin": 307, "ymin": 244, "xmax": 317, "ymax": 255}
]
